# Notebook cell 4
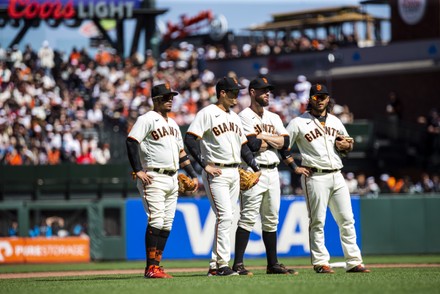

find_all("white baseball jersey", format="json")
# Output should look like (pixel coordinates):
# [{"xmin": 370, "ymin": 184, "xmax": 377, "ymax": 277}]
[
  {"xmin": 128, "ymin": 110, "xmax": 183, "ymax": 170},
  {"xmin": 287, "ymin": 110, "xmax": 363, "ymax": 269},
  {"xmin": 187, "ymin": 104, "xmax": 247, "ymax": 165},
  {"xmin": 286, "ymin": 112, "xmax": 349, "ymax": 169},
  {"xmin": 238, "ymin": 107, "xmax": 288, "ymax": 166}
]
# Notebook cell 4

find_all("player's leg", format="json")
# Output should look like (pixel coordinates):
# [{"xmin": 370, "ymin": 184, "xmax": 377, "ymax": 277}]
[
  {"xmin": 138, "ymin": 173, "xmax": 170, "ymax": 278},
  {"xmin": 260, "ymin": 169, "xmax": 279, "ymax": 267},
  {"xmin": 301, "ymin": 174, "xmax": 332, "ymax": 270},
  {"xmin": 203, "ymin": 168, "xmax": 239, "ymax": 275},
  {"xmin": 233, "ymin": 178, "xmax": 264, "ymax": 275},
  {"xmin": 234, "ymin": 178, "xmax": 264, "ymax": 270},
  {"xmin": 153, "ymin": 175, "xmax": 179, "ymax": 278},
  {"xmin": 328, "ymin": 172, "xmax": 364, "ymax": 271}
]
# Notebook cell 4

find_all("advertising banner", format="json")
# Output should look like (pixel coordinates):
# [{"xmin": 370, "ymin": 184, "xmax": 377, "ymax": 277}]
[
  {"xmin": 0, "ymin": 237, "xmax": 90, "ymax": 263},
  {"xmin": 126, "ymin": 196, "xmax": 361, "ymax": 260}
]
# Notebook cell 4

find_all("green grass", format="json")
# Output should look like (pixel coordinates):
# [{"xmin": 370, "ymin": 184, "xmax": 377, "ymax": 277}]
[
  {"xmin": 1, "ymin": 256, "xmax": 439, "ymax": 294},
  {"xmin": 1, "ymin": 255, "xmax": 440, "ymax": 273}
]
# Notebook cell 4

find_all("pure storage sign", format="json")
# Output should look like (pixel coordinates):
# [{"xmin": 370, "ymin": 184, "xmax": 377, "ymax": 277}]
[{"xmin": 0, "ymin": 237, "xmax": 90, "ymax": 263}]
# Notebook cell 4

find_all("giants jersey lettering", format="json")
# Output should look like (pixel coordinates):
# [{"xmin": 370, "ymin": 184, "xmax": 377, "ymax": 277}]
[
  {"xmin": 187, "ymin": 104, "xmax": 247, "ymax": 164},
  {"xmin": 304, "ymin": 126, "xmax": 339, "ymax": 142},
  {"xmin": 239, "ymin": 107, "xmax": 288, "ymax": 165},
  {"xmin": 286, "ymin": 112, "xmax": 349, "ymax": 170},
  {"xmin": 128, "ymin": 111, "xmax": 183, "ymax": 170}
]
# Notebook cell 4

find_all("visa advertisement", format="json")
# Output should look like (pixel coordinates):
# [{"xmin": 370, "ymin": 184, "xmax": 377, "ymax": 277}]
[{"xmin": 126, "ymin": 196, "xmax": 361, "ymax": 260}]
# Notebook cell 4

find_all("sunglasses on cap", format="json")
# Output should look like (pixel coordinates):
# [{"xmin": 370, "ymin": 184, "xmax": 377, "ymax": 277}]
[{"xmin": 311, "ymin": 94, "xmax": 329, "ymax": 101}]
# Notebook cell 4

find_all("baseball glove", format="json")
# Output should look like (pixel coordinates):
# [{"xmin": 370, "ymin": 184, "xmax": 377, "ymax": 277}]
[
  {"xmin": 335, "ymin": 136, "xmax": 354, "ymax": 157},
  {"xmin": 238, "ymin": 168, "xmax": 260, "ymax": 191},
  {"xmin": 178, "ymin": 173, "xmax": 197, "ymax": 194}
]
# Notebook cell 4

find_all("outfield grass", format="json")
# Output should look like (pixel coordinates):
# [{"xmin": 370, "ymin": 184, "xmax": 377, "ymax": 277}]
[{"xmin": 1, "ymin": 256, "xmax": 439, "ymax": 294}]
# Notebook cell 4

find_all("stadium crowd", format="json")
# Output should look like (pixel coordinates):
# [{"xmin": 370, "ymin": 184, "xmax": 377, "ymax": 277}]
[{"xmin": 0, "ymin": 40, "xmax": 438, "ymax": 195}]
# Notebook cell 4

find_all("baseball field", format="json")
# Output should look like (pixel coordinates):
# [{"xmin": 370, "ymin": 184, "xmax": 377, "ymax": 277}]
[{"xmin": 1, "ymin": 255, "xmax": 439, "ymax": 294}]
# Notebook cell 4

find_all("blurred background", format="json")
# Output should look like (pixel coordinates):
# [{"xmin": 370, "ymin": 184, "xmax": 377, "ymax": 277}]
[{"xmin": 0, "ymin": 0, "xmax": 439, "ymax": 262}]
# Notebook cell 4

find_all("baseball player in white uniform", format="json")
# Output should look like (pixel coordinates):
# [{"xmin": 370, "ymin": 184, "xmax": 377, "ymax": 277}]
[
  {"xmin": 126, "ymin": 83, "xmax": 198, "ymax": 279},
  {"xmin": 284, "ymin": 83, "xmax": 370, "ymax": 274},
  {"xmin": 232, "ymin": 77, "xmax": 297, "ymax": 275},
  {"xmin": 184, "ymin": 77, "xmax": 261, "ymax": 276}
]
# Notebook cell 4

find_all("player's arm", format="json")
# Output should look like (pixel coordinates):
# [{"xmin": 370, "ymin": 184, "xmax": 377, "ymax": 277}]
[
  {"xmin": 259, "ymin": 134, "xmax": 288, "ymax": 150},
  {"xmin": 241, "ymin": 143, "xmax": 261, "ymax": 172},
  {"xmin": 183, "ymin": 133, "xmax": 206, "ymax": 169},
  {"xmin": 279, "ymin": 148, "xmax": 310, "ymax": 177},
  {"xmin": 179, "ymin": 149, "xmax": 199, "ymax": 192},
  {"xmin": 126, "ymin": 137, "xmax": 153, "ymax": 185},
  {"xmin": 246, "ymin": 135, "xmax": 267, "ymax": 152}
]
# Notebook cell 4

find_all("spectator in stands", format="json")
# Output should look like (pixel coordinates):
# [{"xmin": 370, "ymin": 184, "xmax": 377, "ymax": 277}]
[
  {"xmin": 400, "ymin": 175, "xmax": 415, "ymax": 194},
  {"xmin": 378, "ymin": 173, "xmax": 392, "ymax": 194},
  {"xmin": 345, "ymin": 172, "xmax": 358, "ymax": 194},
  {"xmin": 413, "ymin": 172, "xmax": 434, "ymax": 193},
  {"xmin": 432, "ymin": 174, "xmax": 440, "ymax": 192},
  {"xmin": 294, "ymin": 75, "xmax": 311, "ymax": 114},
  {"xmin": 8, "ymin": 220, "xmax": 18, "ymax": 237},
  {"xmin": 93, "ymin": 142, "xmax": 111, "ymax": 164},
  {"xmin": 38, "ymin": 40, "xmax": 55, "ymax": 76},
  {"xmin": 46, "ymin": 216, "xmax": 69, "ymax": 237},
  {"xmin": 366, "ymin": 176, "xmax": 380, "ymax": 198}
]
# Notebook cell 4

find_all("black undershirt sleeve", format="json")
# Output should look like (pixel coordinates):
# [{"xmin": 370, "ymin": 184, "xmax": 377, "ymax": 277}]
[
  {"xmin": 184, "ymin": 133, "xmax": 206, "ymax": 168},
  {"xmin": 281, "ymin": 136, "xmax": 290, "ymax": 150},
  {"xmin": 246, "ymin": 135, "xmax": 262, "ymax": 152},
  {"xmin": 126, "ymin": 137, "xmax": 143, "ymax": 172},
  {"xmin": 241, "ymin": 144, "xmax": 260, "ymax": 172}
]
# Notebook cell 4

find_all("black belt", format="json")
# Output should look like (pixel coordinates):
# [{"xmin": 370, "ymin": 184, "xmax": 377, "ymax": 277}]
[
  {"xmin": 310, "ymin": 167, "xmax": 340, "ymax": 173},
  {"xmin": 212, "ymin": 163, "xmax": 239, "ymax": 168},
  {"xmin": 259, "ymin": 163, "xmax": 278, "ymax": 169},
  {"xmin": 151, "ymin": 168, "xmax": 177, "ymax": 176}
]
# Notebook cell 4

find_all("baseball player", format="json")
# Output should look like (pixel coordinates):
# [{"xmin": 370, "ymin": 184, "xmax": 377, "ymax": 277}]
[
  {"xmin": 126, "ymin": 83, "xmax": 198, "ymax": 279},
  {"xmin": 232, "ymin": 77, "xmax": 297, "ymax": 275},
  {"xmin": 283, "ymin": 83, "xmax": 370, "ymax": 273},
  {"xmin": 184, "ymin": 77, "xmax": 261, "ymax": 276}
]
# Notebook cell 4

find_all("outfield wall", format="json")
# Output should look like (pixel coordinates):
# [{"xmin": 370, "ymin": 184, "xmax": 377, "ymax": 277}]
[
  {"xmin": 1, "ymin": 195, "xmax": 439, "ymax": 262},
  {"xmin": 126, "ymin": 196, "xmax": 360, "ymax": 260}
]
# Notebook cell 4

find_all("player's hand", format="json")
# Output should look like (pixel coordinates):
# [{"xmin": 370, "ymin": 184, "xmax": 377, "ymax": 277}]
[
  {"xmin": 190, "ymin": 177, "xmax": 199, "ymax": 193},
  {"xmin": 294, "ymin": 166, "xmax": 311, "ymax": 177},
  {"xmin": 136, "ymin": 170, "xmax": 154, "ymax": 185},
  {"xmin": 335, "ymin": 135, "xmax": 353, "ymax": 151},
  {"xmin": 205, "ymin": 165, "xmax": 222, "ymax": 177}
]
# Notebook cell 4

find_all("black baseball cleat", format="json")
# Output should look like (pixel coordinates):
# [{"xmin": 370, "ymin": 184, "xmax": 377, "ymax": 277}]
[
  {"xmin": 232, "ymin": 263, "xmax": 253, "ymax": 276},
  {"xmin": 267, "ymin": 263, "xmax": 298, "ymax": 275},
  {"xmin": 346, "ymin": 265, "xmax": 371, "ymax": 273},
  {"xmin": 217, "ymin": 266, "xmax": 239, "ymax": 276}
]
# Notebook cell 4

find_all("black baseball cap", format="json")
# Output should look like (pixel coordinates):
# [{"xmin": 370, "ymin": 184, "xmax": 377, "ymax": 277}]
[
  {"xmin": 249, "ymin": 77, "xmax": 275, "ymax": 91},
  {"xmin": 216, "ymin": 77, "xmax": 245, "ymax": 92},
  {"xmin": 152, "ymin": 83, "xmax": 178, "ymax": 98},
  {"xmin": 310, "ymin": 83, "xmax": 329, "ymax": 97}
]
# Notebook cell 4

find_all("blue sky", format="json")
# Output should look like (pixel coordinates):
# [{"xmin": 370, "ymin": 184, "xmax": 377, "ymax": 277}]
[{"xmin": 0, "ymin": 0, "xmax": 389, "ymax": 55}]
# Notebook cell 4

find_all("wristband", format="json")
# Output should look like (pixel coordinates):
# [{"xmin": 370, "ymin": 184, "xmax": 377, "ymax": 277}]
[{"xmin": 288, "ymin": 161, "xmax": 298, "ymax": 170}]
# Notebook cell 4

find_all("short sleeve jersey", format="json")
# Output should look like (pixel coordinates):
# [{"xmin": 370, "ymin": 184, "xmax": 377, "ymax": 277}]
[
  {"xmin": 286, "ymin": 112, "xmax": 349, "ymax": 170},
  {"xmin": 187, "ymin": 104, "xmax": 247, "ymax": 165},
  {"xmin": 127, "ymin": 111, "xmax": 183, "ymax": 170},
  {"xmin": 239, "ymin": 107, "xmax": 288, "ymax": 165}
]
